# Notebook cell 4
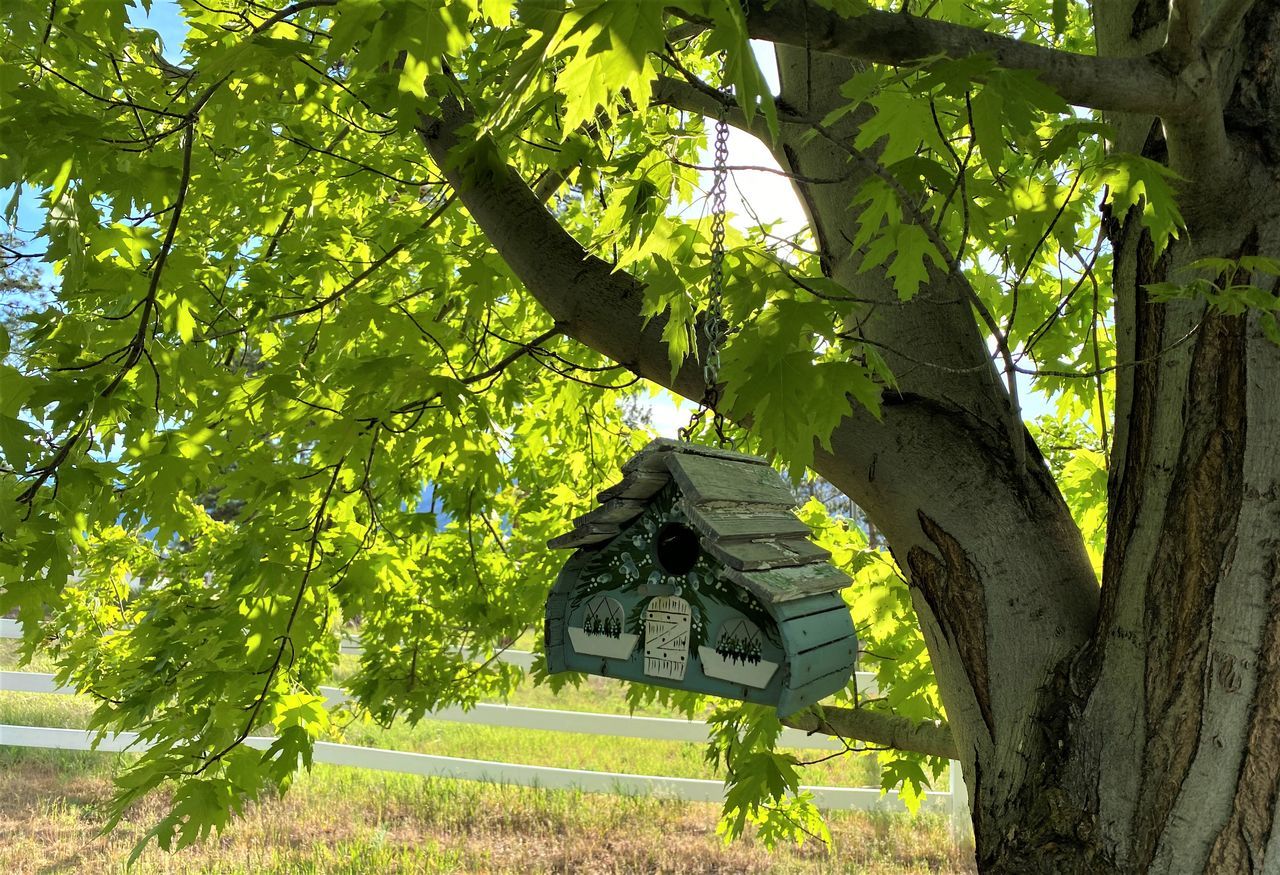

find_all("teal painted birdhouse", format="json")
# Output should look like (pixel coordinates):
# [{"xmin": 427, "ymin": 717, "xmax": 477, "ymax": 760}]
[{"xmin": 544, "ymin": 439, "xmax": 857, "ymax": 717}]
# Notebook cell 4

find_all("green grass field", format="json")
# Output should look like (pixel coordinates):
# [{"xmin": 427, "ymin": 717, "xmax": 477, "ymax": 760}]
[{"xmin": 0, "ymin": 643, "xmax": 972, "ymax": 873}]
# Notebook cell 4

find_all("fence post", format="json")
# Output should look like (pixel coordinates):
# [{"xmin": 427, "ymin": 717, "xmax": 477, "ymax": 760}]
[{"xmin": 949, "ymin": 760, "xmax": 970, "ymax": 846}]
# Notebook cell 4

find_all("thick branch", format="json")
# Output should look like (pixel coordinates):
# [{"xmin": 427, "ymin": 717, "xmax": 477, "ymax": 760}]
[
  {"xmin": 784, "ymin": 706, "xmax": 957, "ymax": 761},
  {"xmin": 1199, "ymin": 0, "xmax": 1257, "ymax": 56},
  {"xmin": 418, "ymin": 99, "xmax": 708, "ymax": 402},
  {"xmin": 737, "ymin": 0, "xmax": 1187, "ymax": 115},
  {"xmin": 1160, "ymin": 0, "xmax": 1203, "ymax": 71}
]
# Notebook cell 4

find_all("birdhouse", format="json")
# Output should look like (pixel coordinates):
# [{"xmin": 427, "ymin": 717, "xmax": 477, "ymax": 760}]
[{"xmin": 544, "ymin": 439, "xmax": 857, "ymax": 716}]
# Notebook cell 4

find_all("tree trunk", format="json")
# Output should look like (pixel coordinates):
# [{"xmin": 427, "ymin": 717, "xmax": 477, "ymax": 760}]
[
  {"xmin": 419, "ymin": 2, "xmax": 1280, "ymax": 865},
  {"xmin": 902, "ymin": 8, "xmax": 1274, "ymax": 875},
  {"xmin": 978, "ymin": 214, "xmax": 1280, "ymax": 873},
  {"xmin": 960, "ymin": 0, "xmax": 1280, "ymax": 869}
]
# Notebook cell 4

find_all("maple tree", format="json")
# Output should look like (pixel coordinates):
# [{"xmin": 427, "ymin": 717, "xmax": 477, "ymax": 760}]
[{"xmin": 3, "ymin": 0, "xmax": 1279, "ymax": 871}]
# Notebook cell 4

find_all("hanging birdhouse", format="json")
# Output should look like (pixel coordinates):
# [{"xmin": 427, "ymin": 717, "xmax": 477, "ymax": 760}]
[{"xmin": 544, "ymin": 439, "xmax": 857, "ymax": 716}]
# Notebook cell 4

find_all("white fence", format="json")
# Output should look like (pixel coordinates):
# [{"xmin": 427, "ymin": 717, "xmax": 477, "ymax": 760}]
[{"xmin": 0, "ymin": 619, "xmax": 970, "ymax": 839}]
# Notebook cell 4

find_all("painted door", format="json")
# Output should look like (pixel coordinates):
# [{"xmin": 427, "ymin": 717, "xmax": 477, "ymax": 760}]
[{"xmin": 643, "ymin": 596, "xmax": 691, "ymax": 681}]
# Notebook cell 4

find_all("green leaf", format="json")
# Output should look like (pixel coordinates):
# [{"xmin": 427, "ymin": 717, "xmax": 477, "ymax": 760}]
[
  {"xmin": 1262, "ymin": 312, "xmax": 1280, "ymax": 346},
  {"xmin": 398, "ymin": 53, "xmax": 432, "ymax": 99},
  {"xmin": 550, "ymin": 0, "xmax": 664, "ymax": 133},
  {"xmin": 969, "ymin": 87, "xmax": 1005, "ymax": 173},
  {"xmin": 175, "ymin": 299, "xmax": 197, "ymax": 343},
  {"xmin": 718, "ymin": 300, "xmax": 883, "ymax": 468},
  {"xmin": 1099, "ymin": 154, "xmax": 1184, "ymax": 252},
  {"xmin": 1053, "ymin": 0, "xmax": 1070, "ymax": 35},
  {"xmin": 47, "ymin": 157, "xmax": 75, "ymax": 205},
  {"xmin": 862, "ymin": 222, "xmax": 948, "ymax": 299}
]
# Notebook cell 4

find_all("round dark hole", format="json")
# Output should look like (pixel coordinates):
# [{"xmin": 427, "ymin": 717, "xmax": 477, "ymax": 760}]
[{"xmin": 654, "ymin": 522, "xmax": 701, "ymax": 576}]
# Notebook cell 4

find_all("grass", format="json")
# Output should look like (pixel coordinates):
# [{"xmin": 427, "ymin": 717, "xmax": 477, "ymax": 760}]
[
  {"xmin": 0, "ymin": 755, "xmax": 971, "ymax": 874},
  {"xmin": 1, "ymin": 643, "xmax": 887, "ymax": 786},
  {"xmin": 1, "ymin": 642, "xmax": 973, "ymax": 873}
]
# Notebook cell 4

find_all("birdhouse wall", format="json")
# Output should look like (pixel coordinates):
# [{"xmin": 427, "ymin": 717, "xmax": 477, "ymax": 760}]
[
  {"xmin": 545, "ymin": 481, "xmax": 861, "ymax": 715},
  {"xmin": 545, "ymin": 486, "xmax": 791, "ymax": 707},
  {"xmin": 770, "ymin": 595, "xmax": 859, "ymax": 713}
]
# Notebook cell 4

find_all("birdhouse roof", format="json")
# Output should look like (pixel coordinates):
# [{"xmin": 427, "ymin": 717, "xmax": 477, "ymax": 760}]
[{"xmin": 548, "ymin": 439, "xmax": 851, "ymax": 604}]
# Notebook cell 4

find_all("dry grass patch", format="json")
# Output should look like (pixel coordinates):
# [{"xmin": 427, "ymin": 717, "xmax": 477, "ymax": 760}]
[
  {"xmin": 1, "ymin": 642, "xmax": 970, "ymax": 872},
  {"xmin": 0, "ymin": 753, "xmax": 973, "ymax": 874}
]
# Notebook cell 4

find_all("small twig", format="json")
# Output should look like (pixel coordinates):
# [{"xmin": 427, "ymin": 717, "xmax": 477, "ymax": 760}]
[
  {"xmin": 194, "ymin": 457, "xmax": 345, "ymax": 775},
  {"xmin": 1006, "ymin": 170, "xmax": 1082, "ymax": 341},
  {"xmin": 1089, "ymin": 267, "xmax": 1111, "ymax": 459},
  {"xmin": 390, "ymin": 326, "xmax": 562, "ymax": 417},
  {"xmin": 42, "ymin": 0, "xmax": 57, "ymax": 46},
  {"xmin": 1016, "ymin": 315, "xmax": 1204, "ymax": 378},
  {"xmin": 102, "ymin": 122, "xmax": 196, "ymax": 397},
  {"xmin": 1018, "ymin": 232, "xmax": 1104, "ymax": 358},
  {"xmin": 264, "ymin": 194, "xmax": 457, "ymax": 321},
  {"xmin": 669, "ymin": 156, "xmax": 851, "ymax": 185},
  {"xmin": 247, "ymin": 0, "xmax": 338, "ymax": 35}
]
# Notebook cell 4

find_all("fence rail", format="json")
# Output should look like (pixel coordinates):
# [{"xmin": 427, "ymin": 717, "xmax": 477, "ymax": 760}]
[
  {"xmin": 1, "ymin": 670, "xmax": 846, "ymax": 751},
  {"xmin": 0, "ymin": 724, "xmax": 950, "ymax": 813},
  {"xmin": 0, "ymin": 619, "xmax": 969, "ymax": 839}
]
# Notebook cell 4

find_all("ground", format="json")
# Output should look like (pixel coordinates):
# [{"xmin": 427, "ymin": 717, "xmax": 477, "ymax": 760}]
[{"xmin": 1, "ymin": 643, "xmax": 972, "ymax": 873}]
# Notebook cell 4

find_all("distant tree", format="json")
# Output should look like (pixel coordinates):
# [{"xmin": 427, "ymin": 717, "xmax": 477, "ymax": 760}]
[{"xmin": 0, "ymin": 232, "xmax": 52, "ymax": 349}]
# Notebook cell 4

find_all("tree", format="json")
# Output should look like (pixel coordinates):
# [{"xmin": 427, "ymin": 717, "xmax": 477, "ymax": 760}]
[
  {"xmin": 1, "ymin": 0, "xmax": 1277, "ymax": 870},
  {"xmin": 1, "ymin": 232, "xmax": 53, "ymax": 347}
]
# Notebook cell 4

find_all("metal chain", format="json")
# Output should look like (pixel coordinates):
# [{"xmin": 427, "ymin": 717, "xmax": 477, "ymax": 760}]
[
  {"xmin": 680, "ymin": 55, "xmax": 732, "ymax": 447},
  {"xmin": 704, "ymin": 99, "xmax": 730, "ymax": 397}
]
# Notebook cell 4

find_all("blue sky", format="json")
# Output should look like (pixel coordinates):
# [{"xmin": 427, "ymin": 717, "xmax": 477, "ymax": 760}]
[{"xmin": 7, "ymin": 1, "xmax": 189, "ymax": 258}]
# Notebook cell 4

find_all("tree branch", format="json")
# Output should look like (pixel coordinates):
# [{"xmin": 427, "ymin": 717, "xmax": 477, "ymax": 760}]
[
  {"xmin": 1199, "ymin": 0, "xmax": 1257, "ymax": 57},
  {"xmin": 736, "ymin": 0, "xmax": 1187, "ymax": 115},
  {"xmin": 418, "ymin": 92, "xmax": 1099, "ymax": 779},
  {"xmin": 783, "ymin": 706, "xmax": 957, "ymax": 760},
  {"xmin": 1160, "ymin": 0, "xmax": 1203, "ymax": 71},
  {"xmin": 652, "ymin": 75, "xmax": 808, "ymax": 138},
  {"xmin": 417, "ymin": 99, "xmax": 710, "ymax": 403}
]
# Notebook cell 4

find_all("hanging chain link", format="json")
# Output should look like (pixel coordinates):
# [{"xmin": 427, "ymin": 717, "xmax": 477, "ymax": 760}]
[
  {"xmin": 704, "ymin": 100, "xmax": 730, "ymax": 397},
  {"xmin": 680, "ymin": 55, "xmax": 732, "ymax": 446}
]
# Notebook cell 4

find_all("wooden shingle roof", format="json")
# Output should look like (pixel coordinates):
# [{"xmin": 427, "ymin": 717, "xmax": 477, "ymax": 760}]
[{"xmin": 548, "ymin": 439, "xmax": 852, "ymax": 604}]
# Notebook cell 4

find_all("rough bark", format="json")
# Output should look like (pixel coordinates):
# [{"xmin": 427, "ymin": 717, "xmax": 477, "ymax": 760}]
[{"xmin": 1006, "ymin": 0, "xmax": 1280, "ymax": 869}]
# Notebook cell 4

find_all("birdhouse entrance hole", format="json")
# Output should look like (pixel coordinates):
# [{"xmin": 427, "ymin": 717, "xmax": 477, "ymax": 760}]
[{"xmin": 653, "ymin": 522, "xmax": 700, "ymax": 576}]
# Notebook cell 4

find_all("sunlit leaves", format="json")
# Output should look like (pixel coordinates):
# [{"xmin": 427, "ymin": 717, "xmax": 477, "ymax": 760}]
[
  {"xmin": 862, "ymin": 221, "xmax": 948, "ymax": 298},
  {"xmin": 1, "ymin": 0, "xmax": 664, "ymax": 852},
  {"xmin": 694, "ymin": 0, "xmax": 780, "ymax": 140},
  {"xmin": 0, "ymin": 0, "xmax": 1152, "ymax": 855},
  {"xmin": 718, "ymin": 298, "xmax": 882, "ymax": 470},
  {"xmin": 706, "ymin": 703, "xmax": 830, "ymax": 847},
  {"xmin": 552, "ymin": 0, "xmax": 665, "ymax": 132},
  {"xmin": 1059, "ymin": 448, "xmax": 1108, "ymax": 574},
  {"xmin": 792, "ymin": 498, "xmax": 947, "ymax": 816},
  {"xmin": 795, "ymin": 499, "xmax": 940, "ymax": 726},
  {"xmin": 1143, "ymin": 256, "xmax": 1280, "ymax": 347},
  {"xmin": 1099, "ymin": 154, "xmax": 1184, "ymax": 252},
  {"xmin": 1146, "ymin": 256, "xmax": 1280, "ymax": 314}
]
